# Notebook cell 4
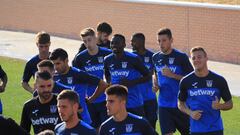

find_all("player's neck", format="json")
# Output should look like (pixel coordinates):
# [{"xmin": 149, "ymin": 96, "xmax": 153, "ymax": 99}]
[
  {"xmin": 39, "ymin": 52, "xmax": 49, "ymax": 60},
  {"xmin": 66, "ymin": 115, "xmax": 79, "ymax": 129},
  {"xmin": 88, "ymin": 46, "xmax": 99, "ymax": 55},
  {"xmin": 62, "ymin": 66, "xmax": 70, "ymax": 75},
  {"xmin": 163, "ymin": 48, "xmax": 173, "ymax": 55},
  {"xmin": 137, "ymin": 48, "xmax": 146, "ymax": 55},
  {"xmin": 195, "ymin": 67, "xmax": 209, "ymax": 77},
  {"xmin": 39, "ymin": 94, "xmax": 53, "ymax": 104},
  {"xmin": 113, "ymin": 109, "xmax": 128, "ymax": 122}
]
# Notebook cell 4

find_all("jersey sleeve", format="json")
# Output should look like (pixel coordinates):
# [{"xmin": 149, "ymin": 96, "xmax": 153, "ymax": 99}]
[
  {"xmin": 178, "ymin": 78, "xmax": 188, "ymax": 102},
  {"xmin": 22, "ymin": 62, "xmax": 33, "ymax": 83},
  {"xmin": 0, "ymin": 65, "xmax": 6, "ymax": 78},
  {"xmin": 20, "ymin": 103, "xmax": 32, "ymax": 133},
  {"xmin": 181, "ymin": 54, "xmax": 194, "ymax": 75},
  {"xmin": 133, "ymin": 56, "xmax": 149, "ymax": 76},
  {"xmin": 75, "ymin": 70, "xmax": 100, "ymax": 85},
  {"xmin": 219, "ymin": 77, "xmax": 232, "ymax": 102}
]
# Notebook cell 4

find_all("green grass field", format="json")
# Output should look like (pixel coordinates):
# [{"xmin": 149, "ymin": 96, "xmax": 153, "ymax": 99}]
[{"xmin": 0, "ymin": 56, "xmax": 239, "ymax": 134}]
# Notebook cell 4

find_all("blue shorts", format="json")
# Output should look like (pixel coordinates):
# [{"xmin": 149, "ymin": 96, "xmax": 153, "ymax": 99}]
[
  {"xmin": 191, "ymin": 130, "xmax": 223, "ymax": 135},
  {"xmin": 159, "ymin": 107, "xmax": 190, "ymax": 135},
  {"xmin": 143, "ymin": 99, "xmax": 158, "ymax": 129},
  {"xmin": 127, "ymin": 106, "xmax": 145, "ymax": 117},
  {"xmin": 87, "ymin": 101, "xmax": 108, "ymax": 128}
]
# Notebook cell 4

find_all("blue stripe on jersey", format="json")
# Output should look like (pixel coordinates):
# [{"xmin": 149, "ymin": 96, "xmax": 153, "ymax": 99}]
[{"xmin": 132, "ymin": 50, "xmax": 156, "ymax": 101}]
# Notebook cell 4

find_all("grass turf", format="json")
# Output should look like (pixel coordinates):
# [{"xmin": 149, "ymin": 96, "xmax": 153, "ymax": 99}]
[{"xmin": 0, "ymin": 56, "xmax": 239, "ymax": 134}]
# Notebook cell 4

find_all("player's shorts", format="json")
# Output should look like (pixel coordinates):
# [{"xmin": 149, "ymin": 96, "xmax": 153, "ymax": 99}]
[
  {"xmin": 143, "ymin": 99, "xmax": 158, "ymax": 129},
  {"xmin": 87, "ymin": 101, "xmax": 108, "ymax": 128},
  {"xmin": 191, "ymin": 130, "xmax": 223, "ymax": 135},
  {"xmin": 127, "ymin": 106, "xmax": 145, "ymax": 117},
  {"xmin": 159, "ymin": 107, "xmax": 190, "ymax": 135}
]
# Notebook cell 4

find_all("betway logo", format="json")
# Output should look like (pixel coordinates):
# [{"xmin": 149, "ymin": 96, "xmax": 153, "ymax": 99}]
[
  {"xmin": 85, "ymin": 65, "xmax": 104, "ymax": 72},
  {"xmin": 31, "ymin": 117, "xmax": 59, "ymax": 126},
  {"xmin": 111, "ymin": 71, "xmax": 129, "ymax": 77},
  {"xmin": 156, "ymin": 66, "xmax": 177, "ymax": 73},
  {"xmin": 189, "ymin": 89, "xmax": 215, "ymax": 97}
]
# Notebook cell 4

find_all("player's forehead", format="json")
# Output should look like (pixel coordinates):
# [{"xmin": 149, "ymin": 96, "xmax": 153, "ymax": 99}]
[
  {"xmin": 37, "ymin": 78, "xmax": 52, "ymax": 85},
  {"xmin": 38, "ymin": 67, "xmax": 51, "ymax": 72},
  {"xmin": 191, "ymin": 50, "xmax": 205, "ymax": 57},
  {"xmin": 57, "ymin": 99, "xmax": 71, "ymax": 106}
]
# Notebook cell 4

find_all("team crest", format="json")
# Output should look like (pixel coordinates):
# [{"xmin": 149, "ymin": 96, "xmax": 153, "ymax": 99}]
[
  {"xmin": 122, "ymin": 62, "xmax": 128, "ymax": 68},
  {"xmin": 98, "ymin": 57, "xmax": 104, "ymax": 63},
  {"xmin": 67, "ymin": 77, "xmax": 73, "ymax": 84},
  {"xmin": 144, "ymin": 57, "xmax": 150, "ymax": 63},
  {"xmin": 125, "ymin": 124, "xmax": 133, "ymax": 133},
  {"xmin": 169, "ymin": 58, "xmax": 175, "ymax": 64},
  {"xmin": 206, "ymin": 80, "xmax": 213, "ymax": 87},
  {"xmin": 50, "ymin": 105, "xmax": 57, "ymax": 113}
]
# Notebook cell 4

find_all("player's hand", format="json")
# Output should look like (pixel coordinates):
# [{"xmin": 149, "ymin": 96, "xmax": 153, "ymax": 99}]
[
  {"xmin": 190, "ymin": 110, "xmax": 203, "ymax": 120},
  {"xmin": 152, "ymin": 85, "xmax": 159, "ymax": 93},
  {"xmin": 161, "ymin": 65, "xmax": 174, "ymax": 78},
  {"xmin": 85, "ymin": 97, "xmax": 92, "ymax": 104},
  {"xmin": 212, "ymin": 96, "xmax": 221, "ymax": 110}
]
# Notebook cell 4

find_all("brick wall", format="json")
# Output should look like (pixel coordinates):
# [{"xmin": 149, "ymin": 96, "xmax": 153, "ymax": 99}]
[{"xmin": 0, "ymin": 0, "xmax": 239, "ymax": 64}]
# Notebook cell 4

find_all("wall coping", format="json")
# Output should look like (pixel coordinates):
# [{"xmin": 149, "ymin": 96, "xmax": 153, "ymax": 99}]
[{"xmin": 118, "ymin": 0, "xmax": 240, "ymax": 10}]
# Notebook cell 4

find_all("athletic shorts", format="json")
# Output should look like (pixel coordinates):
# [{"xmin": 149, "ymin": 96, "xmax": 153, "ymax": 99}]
[
  {"xmin": 159, "ymin": 107, "xmax": 190, "ymax": 135},
  {"xmin": 87, "ymin": 101, "xmax": 108, "ymax": 128},
  {"xmin": 144, "ymin": 99, "xmax": 158, "ymax": 129}
]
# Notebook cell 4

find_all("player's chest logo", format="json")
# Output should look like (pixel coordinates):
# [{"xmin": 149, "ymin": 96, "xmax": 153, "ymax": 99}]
[
  {"xmin": 86, "ymin": 60, "xmax": 91, "ymax": 65},
  {"xmin": 32, "ymin": 109, "xmax": 39, "ymax": 116},
  {"xmin": 125, "ymin": 124, "xmax": 133, "ymax": 133},
  {"xmin": 144, "ymin": 57, "xmax": 150, "ymax": 63},
  {"xmin": 67, "ymin": 77, "xmax": 73, "ymax": 85},
  {"xmin": 192, "ymin": 82, "xmax": 198, "ymax": 88},
  {"xmin": 169, "ymin": 57, "xmax": 175, "ymax": 65},
  {"xmin": 50, "ymin": 105, "xmax": 57, "ymax": 113},
  {"xmin": 206, "ymin": 80, "xmax": 213, "ymax": 87},
  {"xmin": 121, "ymin": 62, "xmax": 128, "ymax": 68},
  {"xmin": 70, "ymin": 133, "xmax": 78, "ymax": 135},
  {"xmin": 98, "ymin": 56, "xmax": 104, "ymax": 63},
  {"xmin": 109, "ymin": 128, "xmax": 116, "ymax": 135}
]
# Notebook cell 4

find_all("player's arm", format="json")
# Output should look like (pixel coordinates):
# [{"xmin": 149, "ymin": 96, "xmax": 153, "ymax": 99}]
[
  {"xmin": 77, "ymin": 71, "xmax": 109, "ymax": 103},
  {"xmin": 212, "ymin": 78, "xmax": 233, "ymax": 111},
  {"xmin": 20, "ymin": 104, "xmax": 32, "ymax": 133},
  {"xmin": 22, "ymin": 63, "xmax": 34, "ymax": 93},
  {"xmin": 121, "ymin": 57, "xmax": 151, "ymax": 87},
  {"xmin": 141, "ymin": 119, "xmax": 157, "ymax": 135},
  {"xmin": 161, "ymin": 65, "xmax": 184, "ymax": 80},
  {"xmin": 104, "ymin": 60, "xmax": 111, "ymax": 84},
  {"xmin": 6, "ymin": 117, "xmax": 30, "ymax": 135},
  {"xmin": 88, "ymin": 79, "xmax": 109, "ymax": 103},
  {"xmin": 0, "ymin": 66, "xmax": 8, "ymax": 92}
]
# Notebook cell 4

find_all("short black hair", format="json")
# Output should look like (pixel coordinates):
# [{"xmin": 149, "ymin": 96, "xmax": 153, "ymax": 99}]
[
  {"xmin": 35, "ymin": 71, "xmax": 52, "ymax": 81},
  {"xmin": 132, "ymin": 33, "xmax": 145, "ymax": 43},
  {"xmin": 49, "ymin": 48, "xmax": 68, "ymax": 61},
  {"xmin": 113, "ymin": 34, "xmax": 126, "ymax": 43},
  {"xmin": 37, "ymin": 60, "xmax": 54, "ymax": 71},
  {"xmin": 36, "ymin": 31, "xmax": 50, "ymax": 44},
  {"xmin": 158, "ymin": 28, "xmax": 172, "ymax": 39},
  {"xmin": 97, "ymin": 22, "xmax": 112, "ymax": 35},
  {"xmin": 105, "ymin": 84, "xmax": 128, "ymax": 101},
  {"xmin": 57, "ymin": 90, "xmax": 80, "ymax": 105}
]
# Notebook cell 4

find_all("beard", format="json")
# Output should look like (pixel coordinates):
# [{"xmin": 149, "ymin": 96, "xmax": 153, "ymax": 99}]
[{"xmin": 39, "ymin": 91, "xmax": 52, "ymax": 101}]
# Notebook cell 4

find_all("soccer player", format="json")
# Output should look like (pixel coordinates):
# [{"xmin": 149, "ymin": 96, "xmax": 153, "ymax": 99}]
[
  {"xmin": 76, "ymin": 22, "xmax": 112, "ymax": 54},
  {"xmin": 20, "ymin": 71, "xmax": 61, "ymax": 134},
  {"xmin": 152, "ymin": 28, "xmax": 193, "ymax": 135},
  {"xmin": 131, "ymin": 33, "xmax": 158, "ymax": 129},
  {"xmin": 72, "ymin": 28, "xmax": 111, "ymax": 129},
  {"xmin": 104, "ymin": 34, "xmax": 151, "ymax": 116},
  {"xmin": 99, "ymin": 84, "xmax": 156, "ymax": 135},
  {"xmin": 50, "ymin": 48, "xmax": 109, "ymax": 124},
  {"xmin": 33, "ymin": 60, "xmax": 72, "ymax": 97},
  {"xmin": 0, "ymin": 65, "xmax": 8, "ymax": 114},
  {"xmin": 55, "ymin": 90, "xmax": 97, "ymax": 135},
  {"xmin": 178, "ymin": 46, "xmax": 233, "ymax": 135},
  {"xmin": 22, "ymin": 31, "xmax": 51, "ymax": 93}
]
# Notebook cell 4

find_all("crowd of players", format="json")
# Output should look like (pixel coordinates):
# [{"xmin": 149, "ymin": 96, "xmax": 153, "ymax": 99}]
[{"xmin": 0, "ymin": 22, "xmax": 233, "ymax": 135}]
